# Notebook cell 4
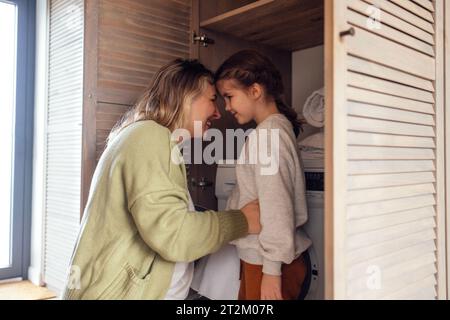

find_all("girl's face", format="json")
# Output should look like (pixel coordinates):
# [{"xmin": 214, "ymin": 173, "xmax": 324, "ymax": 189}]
[
  {"xmin": 186, "ymin": 82, "xmax": 221, "ymax": 138},
  {"xmin": 216, "ymin": 79, "xmax": 257, "ymax": 125}
]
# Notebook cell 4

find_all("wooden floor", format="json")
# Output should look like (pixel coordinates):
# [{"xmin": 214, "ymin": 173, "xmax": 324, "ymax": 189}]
[{"xmin": 0, "ymin": 280, "xmax": 57, "ymax": 300}]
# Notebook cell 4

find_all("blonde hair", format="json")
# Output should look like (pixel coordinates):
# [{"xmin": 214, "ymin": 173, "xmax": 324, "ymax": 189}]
[{"xmin": 108, "ymin": 59, "xmax": 214, "ymax": 145}]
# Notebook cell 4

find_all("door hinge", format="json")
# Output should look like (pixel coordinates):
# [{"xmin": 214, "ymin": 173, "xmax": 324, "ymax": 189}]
[
  {"xmin": 192, "ymin": 32, "xmax": 215, "ymax": 47},
  {"xmin": 192, "ymin": 177, "xmax": 213, "ymax": 190}
]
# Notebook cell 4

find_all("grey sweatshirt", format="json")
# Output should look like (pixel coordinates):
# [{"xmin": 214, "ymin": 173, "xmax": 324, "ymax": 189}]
[{"xmin": 226, "ymin": 113, "xmax": 312, "ymax": 276}]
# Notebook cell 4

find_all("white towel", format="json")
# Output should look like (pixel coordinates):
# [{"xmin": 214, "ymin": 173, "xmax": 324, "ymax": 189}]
[
  {"xmin": 298, "ymin": 131, "xmax": 324, "ymax": 170},
  {"xmin": 190, "ymin": 244, "xmax": 240, "ymax": 300},
  {"xmin": 298, "ymin": 131, "xmax": 324, "ymax": 149},
  {"xmin": 302, "ymin": 87, "xmax": 324, "ymax": 128}
]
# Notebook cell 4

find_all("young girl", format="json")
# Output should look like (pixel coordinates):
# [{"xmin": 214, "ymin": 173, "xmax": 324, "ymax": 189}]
[
  {"xmin": 216, "ymin": 50, "xmax": 312, "ymax": 300},
  {"xmin": 61, "ymin": 59, "xmax": 261, "ymax": 300}
]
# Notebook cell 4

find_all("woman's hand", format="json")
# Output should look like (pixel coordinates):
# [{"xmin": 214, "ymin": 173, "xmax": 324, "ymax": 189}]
[
  {"xmin": 240, "ymin": 200, "xmax": 261, "ymax": 234},
  {"xmin": 261, "ymin": 274, "xmax": 283, "ymax": 300}
]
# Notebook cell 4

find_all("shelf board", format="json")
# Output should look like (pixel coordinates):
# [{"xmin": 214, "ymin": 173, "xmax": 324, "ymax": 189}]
[{"xmin": 200, "ymin": 0, "xmax": 324, "ymax": 51}]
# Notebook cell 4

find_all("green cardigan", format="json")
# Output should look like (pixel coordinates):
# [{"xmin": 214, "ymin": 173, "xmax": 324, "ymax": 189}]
[{"xmin": 62, "ymin": 120, "xmax": 248, "ymax": 299}]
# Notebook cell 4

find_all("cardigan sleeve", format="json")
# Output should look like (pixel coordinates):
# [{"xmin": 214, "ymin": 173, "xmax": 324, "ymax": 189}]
[
  {"xmin": 124, "ymin": 127, "xmax": 248, "ymax": 262},
  {"xmin": 130, "ymin": 187, "xmax": 247, "ymax": 262}
]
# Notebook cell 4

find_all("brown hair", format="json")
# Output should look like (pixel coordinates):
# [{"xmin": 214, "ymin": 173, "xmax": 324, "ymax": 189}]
[
  {"xmin": 214, "ymin": 50, "xmax": 301, "ymax": 136},
  {"xmin": 108, "ymin": 58, "xmax": 214, "ymax": 144}
]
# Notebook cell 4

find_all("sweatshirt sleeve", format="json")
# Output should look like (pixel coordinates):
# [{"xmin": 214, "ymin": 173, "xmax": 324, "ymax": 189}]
[
  {"xmin": 124, "ymin": 127, "xmax": 248, "ymax": 263},
  {"xmin": 253, "ymin": 129, "xmax": 297, "ymax": 276},
  {"xmin": 130, "ymin": 188, "xmax": 248, "ymax": 263}
]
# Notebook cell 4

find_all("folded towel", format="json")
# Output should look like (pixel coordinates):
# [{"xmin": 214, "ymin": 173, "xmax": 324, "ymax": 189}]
[
  {"xmin": 298, "ymin": 131, "xmax": 324, "ymax": 149},
  {"xmin": 303, "ymin": 87, "xmax": 324, "ymax": 128},
  {"xmin": 301, "ymin": 147, "xmax": 324, "ymax": 154},
  {"xmin": 300, "ymin": 148, "xmax": 324, "ymax": 159}
]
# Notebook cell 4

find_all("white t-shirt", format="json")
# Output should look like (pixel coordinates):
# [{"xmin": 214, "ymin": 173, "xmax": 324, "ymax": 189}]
[{"xmin": 163, "ymin": 192, "xmax": 196, "ymax": 300}]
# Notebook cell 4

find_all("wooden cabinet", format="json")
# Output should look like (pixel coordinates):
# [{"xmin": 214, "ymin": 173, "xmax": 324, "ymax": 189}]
[
  {"xmin": 82, "ymin": 0, "xmax": 191, "ymax": 210},
  {"xmin": 82, "ymin": 0, "xmax": 448, "ymax": 299}
]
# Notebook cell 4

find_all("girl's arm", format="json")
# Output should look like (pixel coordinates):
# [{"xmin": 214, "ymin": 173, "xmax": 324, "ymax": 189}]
[
  {"xmin": 261, "ymin": 274, "xmax": 283, "ymax": 300},
  {"xmin": 251, "ymin": 129, "xmax": 298, "ymax": 300},
  {"xmin": 253, "ymin": 129, "xmax": 298, "ymax": 276}
]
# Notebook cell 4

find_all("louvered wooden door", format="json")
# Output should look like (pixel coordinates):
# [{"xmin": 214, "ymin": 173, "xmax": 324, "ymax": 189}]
[
  {"xmin": 44, "ymin": 0, "xmax": 84, "ymax": 294},
  {"xmin": 82, "ymin": 0, "xmax": 192, "ymax": 212},
  {"xmin": 325, "ymin": 0, "xmax": 446, "ymax": 299}
]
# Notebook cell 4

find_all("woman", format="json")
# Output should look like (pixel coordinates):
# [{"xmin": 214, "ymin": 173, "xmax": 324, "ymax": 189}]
[{"xmin": 62, "ymin": 59, "xmax": 261, "ymax": 300}]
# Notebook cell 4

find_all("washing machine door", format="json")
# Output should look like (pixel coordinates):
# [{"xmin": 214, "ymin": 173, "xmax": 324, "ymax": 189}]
[
  {"xmin": 302, "ymin": 246, "xmax": 321, "ymax": 300},
  {"xmin": 302, "ymin": 190, "xmax": 324, "ymax": 300},
  {"xmin": 297, "ymin": 250, "xmax": 311, "ymax": 300}
]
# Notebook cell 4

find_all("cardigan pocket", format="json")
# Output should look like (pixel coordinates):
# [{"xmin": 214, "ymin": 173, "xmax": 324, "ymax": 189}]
[{"xmin": 98, "ymin": 258, "xmax": 155, "ymax": 300}]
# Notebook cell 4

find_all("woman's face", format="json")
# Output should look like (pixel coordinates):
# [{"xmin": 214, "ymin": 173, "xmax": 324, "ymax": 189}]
[
  {"xmin": 186, "ymin": 83, "xmax": 221, "ymax": 138},
  {"xmin": 216, "ymin": 79, "xmax": 256, "ymax": 125}
]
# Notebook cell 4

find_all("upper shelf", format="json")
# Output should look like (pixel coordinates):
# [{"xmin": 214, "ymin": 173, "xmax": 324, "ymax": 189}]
[{"xmin": 200, "ymin": 0, "xmax": 324, "ymax": 51}]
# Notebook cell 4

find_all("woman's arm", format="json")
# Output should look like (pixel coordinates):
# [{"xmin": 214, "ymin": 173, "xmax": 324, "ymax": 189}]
[
  {"xmin": 130, "ymin": 187, "xmax": 248, "ymax": 262},
  {"xmin": 122, "ymin": 126, "xmax": 257, "ymax": 262}
]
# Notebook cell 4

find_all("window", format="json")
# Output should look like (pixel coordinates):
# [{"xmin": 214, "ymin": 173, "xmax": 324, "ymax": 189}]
[
  {"xmin": 0, "ymin": 0, "xmax": 35, "ymax": 280},
  {"xmin": 0, "ymin": 0, "xmax": 17, "ymax": 270}
]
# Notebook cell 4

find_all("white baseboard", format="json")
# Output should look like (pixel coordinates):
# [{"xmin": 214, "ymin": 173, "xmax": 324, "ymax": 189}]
[{"xmin": 0, "ymin": 277, "xmax": 22, "ymax": 284}]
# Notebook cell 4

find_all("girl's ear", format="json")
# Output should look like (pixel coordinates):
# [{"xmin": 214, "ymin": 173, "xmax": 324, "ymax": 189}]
[{"xmin": 249, "ymin": 83, "xmax": 263, "ymax": 100}]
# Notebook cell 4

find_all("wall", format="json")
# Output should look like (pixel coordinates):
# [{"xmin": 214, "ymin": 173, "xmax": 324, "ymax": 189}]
[
  {"xmin": 29, "ymin": 0, "xmax": 48, "ymax": 286},
  {"xmin": 292, "ymin": 45, "xmax": 324, "ymax": 142}
]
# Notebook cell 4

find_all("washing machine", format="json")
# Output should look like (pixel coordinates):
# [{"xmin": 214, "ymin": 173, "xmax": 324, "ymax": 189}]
[
  {"xmin": 302, "ymin": 169, "xmax": 324, "ymax": 300},
  {"xmin": 215, "ymin": 161, "xmax": 325, "ymax": 300}
]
